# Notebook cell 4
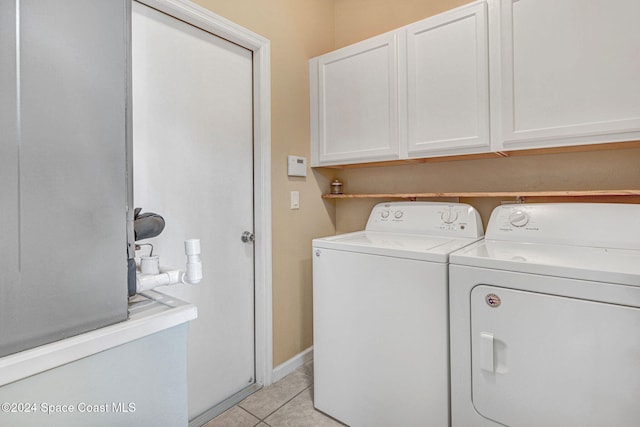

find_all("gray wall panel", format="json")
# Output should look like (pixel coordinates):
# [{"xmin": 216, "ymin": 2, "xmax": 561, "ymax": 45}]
[
  {"xmin": 0, "ymin": 325, "xmax": 189, "ymax": 426},
  {"xmin": 0, "ymin": 0, "xmax": 130, "ymax": 356},
  {"xmin": 0, "ymin": 0, "xmax": 21, "ymax": 306}
]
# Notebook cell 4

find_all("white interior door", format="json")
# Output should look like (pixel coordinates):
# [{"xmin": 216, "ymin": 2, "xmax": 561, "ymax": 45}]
[{"xmin": 132, "ymin": 2, "xmax": 255, "ymax": 420}]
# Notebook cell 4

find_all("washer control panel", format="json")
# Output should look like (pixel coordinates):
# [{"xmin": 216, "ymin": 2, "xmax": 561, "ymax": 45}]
[{"xmin": 366, "ymin": 202, "xmax": 484, "ymax": 238}]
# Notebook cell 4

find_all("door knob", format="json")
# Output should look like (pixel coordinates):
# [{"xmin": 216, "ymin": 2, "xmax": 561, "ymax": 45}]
[{"xmin": 241, "ymin": 231, "xmax": 255, "ymax": 243}]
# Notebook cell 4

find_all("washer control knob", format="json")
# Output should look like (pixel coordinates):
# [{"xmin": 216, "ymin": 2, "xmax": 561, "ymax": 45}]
[
  {"xmin": 381, "ymin": 210, "xmax": 390, "ymax": 219},
  {"xmin": 394, "ymin": 210, "xmax": 404, "ymax": 219},
  {"xmin": 441, "ymin": 208, "xmax": 458, "ymax": 224},
  {"xmin": 509, "ymin": 210, "xmax": 529, "ymax": 227}
]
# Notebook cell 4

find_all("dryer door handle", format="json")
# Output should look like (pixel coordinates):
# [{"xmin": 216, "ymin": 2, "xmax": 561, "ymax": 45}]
[{"xmin": 480, "ymin": 332, "xmax": 495, "ymax": 373}]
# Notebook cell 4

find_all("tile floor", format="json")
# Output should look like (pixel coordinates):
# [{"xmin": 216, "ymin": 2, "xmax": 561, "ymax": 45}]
[{"xmin": 204, "ymin": 361, "xmax": 344, "ymax": 427}]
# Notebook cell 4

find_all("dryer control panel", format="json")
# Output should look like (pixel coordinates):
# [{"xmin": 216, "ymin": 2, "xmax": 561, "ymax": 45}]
[
  {"xmin": 487, "ymin": 203, "xmax": 640, "ymax": 250},
  {"xmin": 366, "ymin": 202, "xmax": 484, "ymax": 238}
]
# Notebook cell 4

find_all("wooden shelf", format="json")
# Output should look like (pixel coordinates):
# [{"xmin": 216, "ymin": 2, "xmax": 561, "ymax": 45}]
[{"xmin": 323, "ymin": 190, "xmax": 640, "ymax": 201}]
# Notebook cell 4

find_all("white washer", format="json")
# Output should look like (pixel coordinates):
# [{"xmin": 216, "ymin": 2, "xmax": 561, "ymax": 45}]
[
  {"xmin": 313, "ymin": 201, "xmax": 484, "ymax": 427},
  {"xmin": 449, "ymin": 203, "xmax": 640, "ymax": 427}
]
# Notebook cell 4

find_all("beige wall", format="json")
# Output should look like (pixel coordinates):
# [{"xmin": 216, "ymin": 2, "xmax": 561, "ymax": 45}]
[
  {"xmin": 191, "ymin": 0, "xmax": 336, "ymax": 366},
  {"xmin": 334, "ymin": 0, "xmax": 471, "ymax": 48},
  {"xmin": 333, "ymin": 147, "xmax": 640, "ymax": 233}
]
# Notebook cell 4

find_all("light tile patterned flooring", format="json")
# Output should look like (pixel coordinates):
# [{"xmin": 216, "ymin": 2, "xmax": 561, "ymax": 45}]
[{"xmin": 204, "ymin": 361, "xmax": 345, "ymax": 427}]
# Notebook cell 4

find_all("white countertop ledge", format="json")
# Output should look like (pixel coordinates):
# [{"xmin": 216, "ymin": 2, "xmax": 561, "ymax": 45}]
[{"xmin": 0, "ymin": 290, "xmax": 197, "ymax": 387}]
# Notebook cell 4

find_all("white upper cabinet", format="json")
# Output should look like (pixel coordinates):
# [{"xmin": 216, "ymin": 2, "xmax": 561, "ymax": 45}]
[
  {"xmin": 492, "ymin": 0, "xmax": 640, "ymax": 151},
  {"xmin": 311, "ymin": 0, "xmax": 640, "ymax": 167},
  {"xmin": 406, "ymin": 2, "xmax": 490, "ymax": 157},
  {"xmin": 310, "ymin": 32, "xmax": 401, "ymax": 166}
]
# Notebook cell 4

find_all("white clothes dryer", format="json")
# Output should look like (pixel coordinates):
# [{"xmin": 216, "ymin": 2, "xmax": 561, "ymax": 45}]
[
  {"xmin": 313, "ymin": 202, "xmax": 484, "ymax": 427},
  {"xmin": 449, "ymin": 203, "xmax": 640, "ymax": 427}
]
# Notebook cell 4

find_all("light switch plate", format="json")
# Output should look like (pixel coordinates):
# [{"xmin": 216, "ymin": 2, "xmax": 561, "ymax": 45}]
[
  {"xmin": 288, "ymin": 155, "xmax": 307, "ymax": 177},
  {"xmin": 291, "ymin": 191, "xmax": 300, "ymax": 209}
]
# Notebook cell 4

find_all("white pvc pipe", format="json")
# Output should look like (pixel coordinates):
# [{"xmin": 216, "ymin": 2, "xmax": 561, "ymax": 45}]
[
  {"xmin": 184, "ymin": 239, "xmax": 202, "ymax": 284},
  {"xmin": 136, "ymin": 269, "xmax": 182, "ymax": 292},
  {"xmin": 135, "ymin": 239, "xmax": 202, "ymax": 293}
]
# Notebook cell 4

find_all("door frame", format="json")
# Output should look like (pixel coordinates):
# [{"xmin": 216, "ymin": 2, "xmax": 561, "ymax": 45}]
[{"xmin": 135, "ymin": 0, "xmax": 273, "ymax": 389}]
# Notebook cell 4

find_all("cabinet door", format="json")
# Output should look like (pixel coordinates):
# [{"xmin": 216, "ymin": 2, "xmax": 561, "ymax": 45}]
[
  {"xmin": 494, "ymin": 0, "xmax": 640, "ymax": 150},
  {"xmin": 311, "ymin": 32, "xmax": 401, "ymax": 166},
  {"xmin": 406, "ymin": 2, "xmax": 490, "ymax": 157}
]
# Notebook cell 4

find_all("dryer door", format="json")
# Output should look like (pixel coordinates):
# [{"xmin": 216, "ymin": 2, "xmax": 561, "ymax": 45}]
[{"xmin": 470, "ymin": 285, "xmax": 640, "ymax": 427}]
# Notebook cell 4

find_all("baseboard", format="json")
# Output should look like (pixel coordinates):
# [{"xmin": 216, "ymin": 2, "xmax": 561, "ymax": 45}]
[
  {"xmin": 272, "ymin": 346, "xmax": 313, "ymax": 383},
  {"xmin": 189, "ymin": 383, "xmax": 261, "ymax": 427}
]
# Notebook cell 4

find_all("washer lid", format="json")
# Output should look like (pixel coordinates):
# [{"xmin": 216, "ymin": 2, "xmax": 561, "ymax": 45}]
[
  {"xmin": 313, "ymin": 231, "xmax": 482, "ymax": 262},
  {"xmin": 450, "ymin": 239, "xmax": 640, "ymax": 286}
]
